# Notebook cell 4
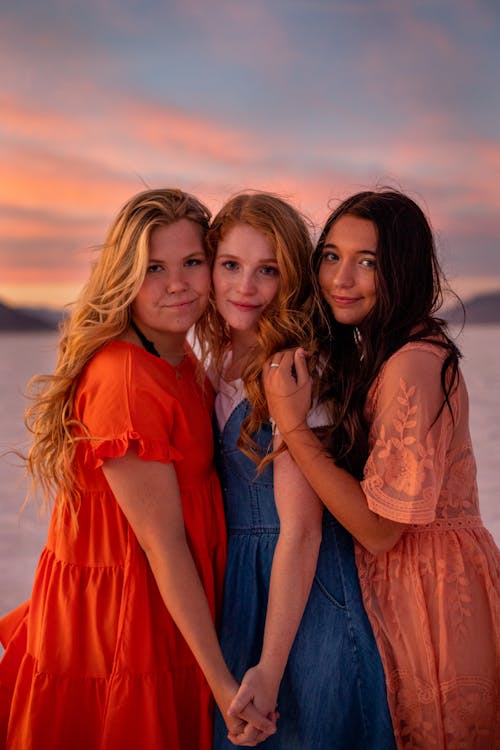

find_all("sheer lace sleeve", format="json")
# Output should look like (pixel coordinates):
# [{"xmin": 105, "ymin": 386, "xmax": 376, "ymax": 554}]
[{"xmin": 361, "ymin": 344, "xmax": 454, "ymax": 524}]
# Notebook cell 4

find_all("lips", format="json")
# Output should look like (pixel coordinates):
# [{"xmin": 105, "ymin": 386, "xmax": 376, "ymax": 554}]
[
  {"xmin": 161, "ymin": 299, "xmax": 196, "ymax": 309},
  {"xmin": 330, "ymin": 295, "xmax": 362, "ymax": 305},
  {"xmin": 229, "ymin": 300, "xmax": 261, "ymax": 311}
]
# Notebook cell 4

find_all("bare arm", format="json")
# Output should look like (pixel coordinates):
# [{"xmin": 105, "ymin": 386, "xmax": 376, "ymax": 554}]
[
  {"xmin": 263, "ymin": 350, "xmax": 406, "ymax": 555},
  {"xmin": 261, "ymin": 447, "xmax": 323, "ymax": 679},
  {"xmin": 228, "ymin": 446, "xmax": 323, "ymax": 740},
  {"xmin": 102, "ymin": 448, "xmax": 276, "ymax": 742}
]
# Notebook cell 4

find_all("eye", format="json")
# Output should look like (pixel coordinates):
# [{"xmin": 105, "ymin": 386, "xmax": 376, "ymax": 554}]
[
  {"xmin": 260, "ymin": 265, "xmax": 279, "ymax": 276},
  {"xmin": 360, "ymin": 257, "xmax": 376, "ymax": 269},
  {"xmin": 185, "ymin": 256, "xmax": 205, "ymax": 267},
  {"xmin": 222, "ymin": 260, "xmax": 239, "ymax": 271},
  {"xmin": 146, "ymin": 263, "xmax": 163, "ymax": 273},
  {"xmin": 321, "ymin": 250, "xmax": 339, "ymax": 263}
]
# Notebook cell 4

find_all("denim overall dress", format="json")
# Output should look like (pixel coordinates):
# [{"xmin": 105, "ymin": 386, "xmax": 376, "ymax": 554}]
[{"xmin": 213, "ymin": 399, "xmax": 395, "ymax": 749}]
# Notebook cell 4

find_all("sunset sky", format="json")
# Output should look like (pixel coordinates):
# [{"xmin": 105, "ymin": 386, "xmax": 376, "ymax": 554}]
[{"xmin": 1, "ymin": 0, "xmax": 499, "ymax": 308}]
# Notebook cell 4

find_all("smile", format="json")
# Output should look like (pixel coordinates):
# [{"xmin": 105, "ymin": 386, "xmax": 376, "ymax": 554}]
[
  {"xmin": 330, "ymin": 295, "xmax": 362, "ymax": 306},
  {"xmin": 229, "ymin": 301, "xmax": 261, "ymax": 311},
  {"xmin": 161, "ymin": 299, "xmax": 196, "ymax": 309}
]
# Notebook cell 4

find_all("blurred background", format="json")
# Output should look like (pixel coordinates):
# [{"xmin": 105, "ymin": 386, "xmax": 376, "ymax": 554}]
[{"xmin": 1, "ymin": 0, "xmax": 499, "ymax": 310}]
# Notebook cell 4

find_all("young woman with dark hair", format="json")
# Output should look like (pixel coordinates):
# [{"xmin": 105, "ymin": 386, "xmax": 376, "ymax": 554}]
[{"xmin": 264, "ymin": 189, "xmax": 500, "ymax": 749}]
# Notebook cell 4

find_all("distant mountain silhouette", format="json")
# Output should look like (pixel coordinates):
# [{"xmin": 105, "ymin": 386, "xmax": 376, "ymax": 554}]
[
  {"xmin": 20, "ymin": 306, "xmax": 64, "ymax": 328},
  {"xmin": 0, "ymin": 291, "xmax": 498, "ymax": 331},
  {"xmin": 0, "ymin": 301, "xmax": 58, "ymax": 331},
  {"xmin": 446, "ymin": 290, "xmax": 500, "ymax": 325}
]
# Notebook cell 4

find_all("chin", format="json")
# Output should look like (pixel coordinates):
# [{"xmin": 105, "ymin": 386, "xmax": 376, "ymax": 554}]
[{"xmin": 334, "ymin": 315, "xmax": 364, "ymax": 327}]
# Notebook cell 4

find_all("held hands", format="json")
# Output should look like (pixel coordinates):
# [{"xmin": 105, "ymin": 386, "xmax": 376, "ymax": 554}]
[
  {"xmin": 216, "ymin": 675, "xmax": 277, "ymax": 747},
  {"xmin": 264, "ymin": 348, "xmax": 312, "ymax": 437},
  {"xmin": 226, "ymin": 665, "xmax": 280, "ymax": 746}
]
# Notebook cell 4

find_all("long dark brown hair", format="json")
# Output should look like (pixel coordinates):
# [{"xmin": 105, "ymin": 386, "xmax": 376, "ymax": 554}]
[{"xmin": 312, "ymin": 189, "xmax": 462, "ymax": 478}]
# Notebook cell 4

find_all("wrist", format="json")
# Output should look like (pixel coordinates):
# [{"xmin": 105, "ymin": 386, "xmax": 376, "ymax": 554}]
[
  {"xmin": 254, "ymin": 658, "xmax": 285, "ymax": 692},
  {"xmin": 275, "ymin": 419, "xmax": 308, "ymax": 439},
  {"xmin": 279, "ymin": 422, "xmax": 309, "ymax": 443},
  {"xmin": 211, "ymin": 671, "xmax": 239, "ymax": 712}
]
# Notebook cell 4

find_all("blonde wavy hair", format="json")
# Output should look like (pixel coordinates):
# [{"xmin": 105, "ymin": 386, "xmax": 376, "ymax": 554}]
[
  {"xmin": 25, "ymin": 188, "xmax": 211, "ymax": 523},
  {"xmin": 196, "ymin": 191, "xmax": 315, "ymax": 463}
]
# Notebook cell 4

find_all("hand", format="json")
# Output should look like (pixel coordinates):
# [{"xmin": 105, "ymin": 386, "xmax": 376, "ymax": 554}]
[
  {"xmin": 226, "ymin": 665, "xmax": 280, "ymax": 746},
  {"xmin": 216, "ymin": 676, "xmax": 277, "ymax": 747},
  {"xmin": 264, "ymin": 348, "xmax": 312, "ymax": 436},
  {"xmin": 227, "ymin": 702, "xmax": 278, "ymax": 747}
]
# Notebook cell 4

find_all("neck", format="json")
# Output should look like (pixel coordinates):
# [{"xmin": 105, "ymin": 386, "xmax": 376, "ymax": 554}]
[
  {"xmin": 128, "ymin": 320, "xmax": 186, "ymax": 365},
  {"xmin": 225, "ymin": 329, "xmax": 258, "ymax": 380}
]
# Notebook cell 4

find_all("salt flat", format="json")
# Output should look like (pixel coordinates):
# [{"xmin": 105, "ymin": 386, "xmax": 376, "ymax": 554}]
[{"xmin": 1, "ymin": 328, "xmax": 499, "ymax": 620}]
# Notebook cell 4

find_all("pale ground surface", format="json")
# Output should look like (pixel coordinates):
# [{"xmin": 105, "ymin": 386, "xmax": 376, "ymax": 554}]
[{"xmin": 0, "ymin": 327, "xmax": 499, "ymax": 635}]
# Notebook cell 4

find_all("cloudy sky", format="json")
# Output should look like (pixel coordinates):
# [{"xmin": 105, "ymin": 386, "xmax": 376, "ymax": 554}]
[{"xmin": 1, "ymin": 0, "xmax": 499, "ymax": 308}]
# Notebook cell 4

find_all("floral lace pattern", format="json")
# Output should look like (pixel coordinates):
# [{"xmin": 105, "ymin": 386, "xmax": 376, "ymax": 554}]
[{"xmin": 356, "ymin": 342, "xmax": 500, "ymax": 749}]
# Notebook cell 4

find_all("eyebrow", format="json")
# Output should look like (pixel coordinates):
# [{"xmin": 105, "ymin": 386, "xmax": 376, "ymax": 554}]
[
  {"xmin": 217, "ymin": 252, "xmax": 278, "ymax": 263},
  {"xmin": 322, "ymin": 242, "xmax": 376, "ymax": 255},
  {"xmin": 149, "ymin": 250, "xmax": 206, "ymax": 262}
]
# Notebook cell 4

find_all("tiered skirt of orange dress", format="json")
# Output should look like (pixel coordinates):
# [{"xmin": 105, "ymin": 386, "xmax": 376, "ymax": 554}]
[{"xmin": 0, "ymin": 342, "xmax": 227, "ymax": 750}]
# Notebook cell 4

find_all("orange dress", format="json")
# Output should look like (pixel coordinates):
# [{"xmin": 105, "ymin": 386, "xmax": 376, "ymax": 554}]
[
  {"xmin": 0, "ymin": 341, "xmax": 227, "ymax": 750},
  {"xmin": 356, "ymin": 341, "xmax": 500, "ymax": 749}
]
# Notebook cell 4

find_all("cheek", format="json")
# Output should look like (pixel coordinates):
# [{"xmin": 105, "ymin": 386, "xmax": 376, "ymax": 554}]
[
  {"xmin": 211, "ymin": 270, "xmax": 225, "ymax": 306},
  {"xmin": 366, "ymin": 277, "xmax": 377, "ymax": 304},
  {"xmin": 266, "ymin": 278, "xmax": 280, "ymax": 304},
  {"xmin": 318, "ymin": 265, "xmax": 330, "ymax": 293},
  {"xmin": 198, "ymin": 267, "xmax": 211, "ymax": 296},
  {"xmin": 132, "ymin": 282, "xmax": 151, "ymax": 309}
]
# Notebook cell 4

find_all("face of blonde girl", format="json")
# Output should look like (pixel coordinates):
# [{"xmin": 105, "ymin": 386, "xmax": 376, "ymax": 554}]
[
  {"xmin": 132, "ymin": 219, "xmax": 210, "ymax": 339},
  {"xmin": 213, "ymin": 224, "xmax": 280, "ymax": 335},
  {"xmin": 318, "ymin": 214, "xmax": 377, "ymax": 327}
]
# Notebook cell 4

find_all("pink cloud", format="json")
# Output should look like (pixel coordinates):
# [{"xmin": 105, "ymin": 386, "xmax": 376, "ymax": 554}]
[
  {"xmin": 0, "ymin": 86, "xmax": 264, "ymax": 180},
  {"xmin": 0, "ymin": 142, "xmax": 138, "ymax": 214}
]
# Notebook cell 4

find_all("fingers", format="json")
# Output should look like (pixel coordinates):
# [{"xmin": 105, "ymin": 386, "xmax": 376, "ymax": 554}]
[
  {"xmin": 266, "ymin": 349, "xmax": 292, "ymax": 370},
  {"xmin": 264, "ymin": 351, "xmax": 296, "ymax": 386},
  {"xmin": 293, "ymin": 348, "xmax": 311, "ymax": 382},
  {"xmin": 227, "ymin": 684, "xmax": 254, "ymax": 718},
  {"xmin": 265, "ymin": 350, "xmax": 311, "ymax": 391},
  {"xmin": 227, "ymin": 724, "xmax": 276, "ymax": 747},
  {"xmin": 226, "ymin": 699, "xmax": 278, "ymax": 745},
  {"xmin": 227, "ymin": 724, "xmax": 262, "ymax": 746},
  {"xmin": 227, "ymin": 718, "xmax": 247, "ymax": 737},
  {"xmin": 239, "ymin": 702, "xmax": 277, "ymax": 735},
  {"xmin": 266, "ymin": 349, "xmax": 311, "ymax": 378}
]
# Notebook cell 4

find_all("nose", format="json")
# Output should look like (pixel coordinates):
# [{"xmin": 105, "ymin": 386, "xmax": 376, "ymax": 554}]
[
  {"xmin": 332, "ymin": 260, "xmax": 354, "ymax": 290},
  {"xmin": 165, "ymin": 268, "xmax": 188, "ymax": 294},
  {"xmin": 237, "ymin": 271, "xmax": 257, "ymax": 296}
]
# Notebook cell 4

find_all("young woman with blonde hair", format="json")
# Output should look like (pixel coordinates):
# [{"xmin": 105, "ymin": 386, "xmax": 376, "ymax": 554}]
[
  {"xmin": 200, "ymin": 191, "xmax": 395, "ymax": 748},
  {"xmin": 0, "ymin": 188, "xmax": 275, "ymax": 750}
]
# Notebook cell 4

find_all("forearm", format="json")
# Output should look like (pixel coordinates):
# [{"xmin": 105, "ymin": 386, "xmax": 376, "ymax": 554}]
[
  {"xmin": 226, "ymin": 526, "xmax": 321, "ymax": 737},
  {"xmin": 282, "ymin": 426, "xmax": 404, "ymax": 553},
  {"xmin": 144, "ymin": 533, "xmax": 236, "ymax": 707},
  {"xmin": 258, "ymin": 446, "xmax": 323, "ymax": 683},
  {"xmin": 259, "ymin": 526, "xmax": 321, "ymax": 682},
  {"xmin": 103, "ymin": 452, "xmax": 276, "ymax": 739}
]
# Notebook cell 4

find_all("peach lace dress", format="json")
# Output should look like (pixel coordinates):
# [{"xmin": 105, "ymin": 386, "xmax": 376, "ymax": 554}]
[{"xmin": 355, "ymin": 341, "xmax": 500, "ymax": 750}]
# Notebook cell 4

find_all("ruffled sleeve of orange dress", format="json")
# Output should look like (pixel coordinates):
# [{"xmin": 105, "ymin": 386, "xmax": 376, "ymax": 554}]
[
  {"xmin": 360, "ymin": 342, "xmax": 453, "ymax": 525},
  {"xmin": 76, "ymin": 341, "xmax": 185, "ymax": 468}
]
